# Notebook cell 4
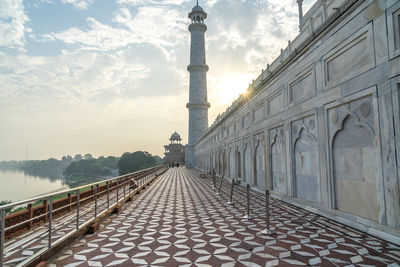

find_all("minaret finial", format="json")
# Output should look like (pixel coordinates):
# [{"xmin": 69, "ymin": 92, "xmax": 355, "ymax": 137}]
[{"xmin": 196, "ymin": 0, "xmax": 198, "ymax": 6}]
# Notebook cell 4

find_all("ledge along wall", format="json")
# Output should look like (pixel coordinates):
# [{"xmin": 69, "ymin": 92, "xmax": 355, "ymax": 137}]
[{"xmin": 193, "ymin": 0, "xmax": 400, "ymax": 244}]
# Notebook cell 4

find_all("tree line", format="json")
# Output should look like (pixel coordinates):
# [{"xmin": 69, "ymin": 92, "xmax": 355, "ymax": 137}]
[{"xmin": 0, "ymin": 151, "xmax": 164, "ymax": 183}]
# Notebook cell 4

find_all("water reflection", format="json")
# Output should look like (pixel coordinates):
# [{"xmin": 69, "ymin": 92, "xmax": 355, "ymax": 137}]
[{"xmin": 0, "ymin": 170, "xmax": 69, "ymax": 202}]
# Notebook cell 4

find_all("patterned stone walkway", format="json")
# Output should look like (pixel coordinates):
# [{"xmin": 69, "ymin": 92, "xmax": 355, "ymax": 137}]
[
  {"xmin": 50, "ymin": 168, "xmax": 400, "ymax": 266},
  {"xmin": 3, "ymin": 172, "xmax": 156, "ymax": 267}
]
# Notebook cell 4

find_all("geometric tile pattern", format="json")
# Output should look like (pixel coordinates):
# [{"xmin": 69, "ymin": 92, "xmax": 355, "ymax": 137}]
[
  {"xmin": 50, "ymin": 168, "xmax": 400, "ymax": 266},
  {"xmin": 3, "ymin": 173, "xmax": 156, "ymax": 267}
]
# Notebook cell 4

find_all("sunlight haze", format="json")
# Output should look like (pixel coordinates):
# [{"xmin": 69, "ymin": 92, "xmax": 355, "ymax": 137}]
[{"xmin": 0, "ymin": 0, "xmax": 315, "ymax": 160}]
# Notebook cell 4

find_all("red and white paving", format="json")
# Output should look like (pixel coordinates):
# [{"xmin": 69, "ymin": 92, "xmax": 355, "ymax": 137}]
[{"xmin": 49, "ymin": 168, "xmax": 400, "ymax": 266}]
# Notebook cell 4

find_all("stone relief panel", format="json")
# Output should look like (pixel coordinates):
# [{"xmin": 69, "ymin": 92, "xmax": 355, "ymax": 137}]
[
  {"xmin": 268, "ymin": 92, "xmax": 284, "ymax": 117},
  {"xmin": 328, "ymin": 95, "xmax": 379, "ymax": 222},
  {"xmin": 254, "ymin": 104, "xmax": 264, "ymax": 122},
  {"xmin": 289, "ymin": 67, "xmax": 316, "ymax": 105},
  {"xmin": 323, "ymin": 23, "xmax": 374, "ymax": 89},
  {"xmin": 387, "ymin": 2, "xmax": 400, "ymax": 59},
  {"xmin": 269, "ymin": 126, "xmax": 286, "ymax": 194},
  {"xmin": 235, "ymin": 120, "xmax": 240, "ymax": 132},
  {"xmin": 228, "ymin": 123, "xmax": 234, "ymax": 136},
  {"xmin": 292, "ymin": 115, "xmax": 320, "ymax": 203},
  {"xmin": 242, "ymin": 113, "xmax": 250, "ymax": 129}
]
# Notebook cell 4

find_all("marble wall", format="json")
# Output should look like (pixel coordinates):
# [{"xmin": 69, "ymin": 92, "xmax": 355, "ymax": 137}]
[{"xmin": 193, "ymin": 0, "xmax": 400, "ymax": 243}]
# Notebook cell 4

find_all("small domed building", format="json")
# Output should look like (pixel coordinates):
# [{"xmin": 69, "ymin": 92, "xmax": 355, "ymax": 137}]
[{"xmin": 164, "ymin": 132, "xmax": 185, "ymax": 166}]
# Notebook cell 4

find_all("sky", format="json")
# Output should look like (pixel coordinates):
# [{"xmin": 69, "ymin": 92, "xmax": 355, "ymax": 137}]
[{"xmin": 0, "ymin": 0, "xmax": 315, "ymax": 161}]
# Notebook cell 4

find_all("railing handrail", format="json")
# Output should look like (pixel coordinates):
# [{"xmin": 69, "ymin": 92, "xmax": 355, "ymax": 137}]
[{"xmin": 0, "ymin": 165, "xmax": 164, "ymax": 211}]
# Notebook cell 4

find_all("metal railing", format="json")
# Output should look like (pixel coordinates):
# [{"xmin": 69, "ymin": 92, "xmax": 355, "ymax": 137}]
[{"xmin": 0, "ymin": 165, "xmax": 166, "ymax": 267}]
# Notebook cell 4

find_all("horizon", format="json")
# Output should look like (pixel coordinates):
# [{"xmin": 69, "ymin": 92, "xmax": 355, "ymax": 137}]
[{"xmin": 0, "ymin": 0, "xmax": 315, "ymax": 161}]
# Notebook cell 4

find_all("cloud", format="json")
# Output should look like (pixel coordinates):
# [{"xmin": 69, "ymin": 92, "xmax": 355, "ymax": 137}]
[
  {"xmin": 0, "ymin": 49, "xmax": 150, "ymax": 111},
  {"xmin": 0, "ymin": 0, "xmax": 318, "ymax": 160},
  {"xmin": 60, "ymin": 0, "xmax": 94, "ymax": 10},
  {"xmin": 0, "ymin": 0, "xmax": 29, "ymax": 49},
  {"xmin": 45, "ymin": 4, "xmax": 188, "ymax": 61},
  {"xmin": 46, "ymin": 17, "xmax": 133, "ymax": 51},
  {"xmin": 112, "ymin": 6, "xmax": 187, "ymax": 59}
]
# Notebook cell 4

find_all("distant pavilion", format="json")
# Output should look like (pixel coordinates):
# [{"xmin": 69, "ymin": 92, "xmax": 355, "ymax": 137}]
[{"xmin": 164, "ymin": 132, "xmax": 185, "ymax": 166}]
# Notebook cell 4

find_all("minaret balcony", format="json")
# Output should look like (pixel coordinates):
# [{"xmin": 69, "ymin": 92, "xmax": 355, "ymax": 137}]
[
  {"xmin": 186, "ymin": 102, "xmax": 210, "ymax": 109},
  {"xmin": 187, "ymin": 64, "xmax": 209, "ymax": 72},
  {"xmin": 188, "ymin": 23, "xmax": 207, "ymax": 32}
]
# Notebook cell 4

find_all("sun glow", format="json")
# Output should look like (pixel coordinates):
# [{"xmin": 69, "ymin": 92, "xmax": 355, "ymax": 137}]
[{"xmin": 210, "ymin": 74, "xmax": 255, "ymax": 106}]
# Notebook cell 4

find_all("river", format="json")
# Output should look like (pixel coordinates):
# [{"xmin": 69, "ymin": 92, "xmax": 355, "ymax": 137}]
[{"xmin": 0, "ymin": 170, "xmax": 70, "ymax": 203}]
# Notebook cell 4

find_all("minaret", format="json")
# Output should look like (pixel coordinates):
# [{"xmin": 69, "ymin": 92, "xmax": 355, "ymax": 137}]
[{"xmin": 185, "ymin": 1, "xmax": 210, "ymax": 168}]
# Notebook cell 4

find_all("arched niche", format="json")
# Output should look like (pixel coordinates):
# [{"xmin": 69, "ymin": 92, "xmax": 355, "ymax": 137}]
[
  {"xmin": 254, "ymin": 137, "xmax": 266, "ymax": 188},
  {"xmin": 331, "ymin": 113, "xmax": 378, "ymax": 221},
  {"xmin": 270, "ymin": 130, "xmax": 286, "ymax": 194},
  {"xmin": 243, "ymin": 142, "xmax": 252, "ymax": 183},
  {"xmin": 293, "ymin": 126, "xmax": 319, "ymax": 203},
  {"xmin": 222, "ymin": 149, "xmax": 227, "ymax": 176},
  {"xmin": 236, "ymin": 147, "xmax": 242, "ymax": 178},
  {"xmin": 229, "ymin": 146, "xmax": 235, "ymax": 178}
]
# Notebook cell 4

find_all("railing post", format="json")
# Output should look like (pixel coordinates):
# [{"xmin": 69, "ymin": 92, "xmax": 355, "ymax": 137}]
[
  {"xmin": 128, "ymin": 177, "xmax": 131, "ymax": 195},
  {"xmin": 227, "ymin": 179, "xmax": 235, "ymax": 205},
  {"xmin": 260, "ymin": 189, "xmax": 275, "ymax": 235},
  {"xmin": 44, "ymin": 199, "xmax": 48, "ymax": 222},
  {"xmin": 28, "ymin": 203, "xmax": 33, "ymax": 230},
  {"xmin": 68, "ymin": 193, "xmax": 72, "ymax": 212},
  {"xmin": 116, "ymin": 180, "xmax": 119, "ymax": 203},
  {"xmin": 123, "ymin": 178, "xmax": 126, "ymax": 198},
  {"xmin": 48, "ymin": 197, "xmax": 52, "ymax": 248},
  {"xmin": 242, "ymin": 184, "xmax": 251, "ymax": 219},
  {"xmin": 94, "ymin": 185, "xmax": 98, "ymax": 218},
  {"xmin": 76, "ymin": 189, "xmax": 80, "ymax": 230},
  {"xmin": 217, "ymin": 175, "xmax": 224, "ymax": 195},
  {"xmin": 107, "ymin": 181, "xmax": 110, "ymax": 210},
  {"xmin": 1, "ymin": 209, "xmax": 5, "ymax": 267}
]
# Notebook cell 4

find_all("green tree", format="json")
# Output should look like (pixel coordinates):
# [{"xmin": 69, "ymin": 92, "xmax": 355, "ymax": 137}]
[
  {"xmin": 64, "ymin": 158, "xmax": 112, "ymax": 178},
  {"xmin": 118, "ymin": 151, "xmax": 158, "ymax": 175}
]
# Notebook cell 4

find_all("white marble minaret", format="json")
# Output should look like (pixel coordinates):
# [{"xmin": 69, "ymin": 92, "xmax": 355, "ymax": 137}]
[{"xmin": 185, "ymin": 1, "xmax": 210, "ymax": 168}]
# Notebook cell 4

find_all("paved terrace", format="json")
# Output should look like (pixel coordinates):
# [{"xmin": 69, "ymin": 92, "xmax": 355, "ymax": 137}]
[
  {"xmin": 2, "ymin": 170, "xmax": 161, "ymax": 267},
  {"xmin": 49, "ymin": 168, "xmax": 400, "ymax": 266}
]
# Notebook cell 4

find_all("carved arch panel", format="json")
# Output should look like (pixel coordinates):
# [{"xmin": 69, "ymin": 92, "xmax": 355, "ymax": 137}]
[
  {"xmin": 269, "ymin": 126, "xmax": 287, "ymax": 194},
  {"xmin": 254, "ymin": 133, "xmax": 266, "ymax": 188},
  {"xmin": 328, "ymin": 95, "xmax": 379, "ymax": 222},
  {"xmin": 243, "ymin": 139, "xmax": 252, "ymax": 183},
  {"xmin": 228, "ymin": 145, "xmax": 235, "ymax": 178},
  {"xmin": 292, "ymin": 115, "xmax": 320, "ymax": 203}
]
